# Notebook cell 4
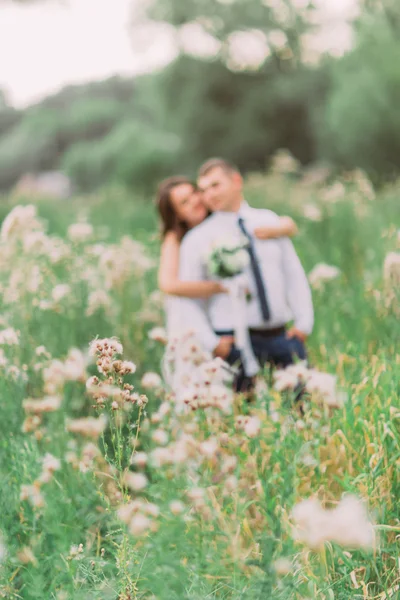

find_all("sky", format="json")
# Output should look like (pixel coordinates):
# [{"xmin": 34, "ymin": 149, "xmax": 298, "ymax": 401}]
[{"xmin": 0, "ymin": 0, "xmax": 358, "ymax": 108}]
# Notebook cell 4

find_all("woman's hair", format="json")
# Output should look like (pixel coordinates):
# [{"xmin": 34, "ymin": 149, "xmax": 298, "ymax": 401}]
[{"xmin": 156, "ymin": 175, "xmax": 196, "ymax": 240}]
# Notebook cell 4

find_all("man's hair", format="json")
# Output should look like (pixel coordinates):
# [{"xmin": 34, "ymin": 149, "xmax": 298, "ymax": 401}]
[{"xmin": 198, "ymin": 158, "xmax": 240, "ymax": 178}]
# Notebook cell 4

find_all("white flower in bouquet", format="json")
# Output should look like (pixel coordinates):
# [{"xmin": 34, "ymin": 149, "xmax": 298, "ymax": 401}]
[{"xmin": 207, "ymin": 235, "xmax": 249, "ymax": 279}]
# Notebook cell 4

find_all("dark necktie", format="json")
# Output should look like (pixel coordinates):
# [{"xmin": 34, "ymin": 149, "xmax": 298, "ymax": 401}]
[{"xmin": 237, "ymin": 216, "xmax": 270, "ymax": 321}]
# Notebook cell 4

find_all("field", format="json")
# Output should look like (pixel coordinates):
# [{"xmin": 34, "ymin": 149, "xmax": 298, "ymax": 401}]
[{"xmin": 0, "ymin": 167, "xmax": 399, "ymax": 600}]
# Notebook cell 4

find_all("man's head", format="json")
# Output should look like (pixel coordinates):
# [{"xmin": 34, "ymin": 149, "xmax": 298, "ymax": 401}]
[{"xmin": 197, "ymin": 158, "xmax": 243, "ymax": 213}]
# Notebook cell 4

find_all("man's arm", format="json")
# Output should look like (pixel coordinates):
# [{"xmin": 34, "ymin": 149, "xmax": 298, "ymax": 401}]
[
  {"xmin": 279, "ymin": 238, "xmax": 314, "ymax": 337},
  {"xmin": 178, "ymin": 233, "xmax": 220, "ymax": 353}
]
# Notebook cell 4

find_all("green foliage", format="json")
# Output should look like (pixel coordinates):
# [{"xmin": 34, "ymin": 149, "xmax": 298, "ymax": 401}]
[
  {"xmin": 0, "ymin": 178, "xmax": 398, "ymax": 598},
  {"xmin": 320, "ymin": 18, "xmax": 400, "ymax": 180},
  {"xmin": 0, "ymin": 177, "xmax": 398, "ymax": 598},
  {"xmin": 62, "ymin": 119, "xmax": 181, "ymax": 190},
  {"xmin": 2, "ymin": 0, "xmax": 400, "ymax": 193},
  {"xmin": 159, "ymin": 56, "xmax": 329, "ymax": 174},
  {"xmin": 136, "ymin": 0, "xmax": 315, "ymax": 64}
]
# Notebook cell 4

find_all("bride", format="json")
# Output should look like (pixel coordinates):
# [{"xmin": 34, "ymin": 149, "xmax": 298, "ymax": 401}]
[{"xmin": 156, "ymin": 175, "xmax": 298, "ymax": 338}]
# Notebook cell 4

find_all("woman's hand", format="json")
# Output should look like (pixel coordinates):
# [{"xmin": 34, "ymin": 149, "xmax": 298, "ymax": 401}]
[
  {"xmin": 254, "ymin": 216, "xmax": 298, "ymax": 240},
  {"xmin": 213, "ymin": 281, "xmax": 228, "ymax": 294},
  {"xmin": 254, "ymin": 226, "xmax": 280, "ymax": 240}
]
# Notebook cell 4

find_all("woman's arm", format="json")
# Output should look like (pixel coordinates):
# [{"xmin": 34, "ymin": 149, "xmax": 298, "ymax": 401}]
[
  {"xmin": 158, "ymin": 232, "xmax": 226, "ymax": 298},
  {"xmin": 254, "ymin": 216, "xmax": 298, "ymax": 240}
]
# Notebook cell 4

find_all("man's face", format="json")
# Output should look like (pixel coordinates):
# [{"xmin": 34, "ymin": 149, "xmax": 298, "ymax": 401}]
[{"xmin": 198, "ymin": 167, "xmax": 242, "ymax": 212}]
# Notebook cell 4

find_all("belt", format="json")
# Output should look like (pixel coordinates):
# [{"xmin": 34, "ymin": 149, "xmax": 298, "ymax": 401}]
[
  {"xmin": 215, "ymin": 326, "xmax": 286, "ymax": 339},
  {"xmin": 249, "ymin": 326, "xmax": 286, "ymax": 338}
]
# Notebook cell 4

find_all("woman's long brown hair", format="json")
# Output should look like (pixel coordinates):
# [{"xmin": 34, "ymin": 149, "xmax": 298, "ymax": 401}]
[{"xmin": 156, "ymin": 176, "xmax": 195, "ymax": 241}]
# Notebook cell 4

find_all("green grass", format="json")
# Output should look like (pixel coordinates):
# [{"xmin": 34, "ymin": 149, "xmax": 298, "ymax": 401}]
[{"xmin": 0, "ymin": 172, "xmax": 399, "ymax": 600}]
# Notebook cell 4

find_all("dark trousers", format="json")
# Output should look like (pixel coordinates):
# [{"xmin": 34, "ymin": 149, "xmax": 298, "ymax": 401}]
[{"xmin": 216, "ymin": 329, "xmax": 307, "ymax": 393}]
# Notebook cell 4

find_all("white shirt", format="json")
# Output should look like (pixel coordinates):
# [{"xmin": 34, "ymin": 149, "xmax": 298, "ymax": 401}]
[{"xmin": 179, "ymin": 203, "xmax": 314, "ymax": 352}]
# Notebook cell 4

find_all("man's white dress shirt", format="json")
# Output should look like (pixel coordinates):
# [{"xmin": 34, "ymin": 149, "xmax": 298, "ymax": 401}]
[{"xmin": 179, "ymin": 203, "xmax": 314, "ymax": 353}]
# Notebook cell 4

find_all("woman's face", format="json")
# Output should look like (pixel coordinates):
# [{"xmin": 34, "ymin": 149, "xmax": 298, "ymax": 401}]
[{"xmin": 170, "ymin": 183, "xmax": 208, "ymax": 229}]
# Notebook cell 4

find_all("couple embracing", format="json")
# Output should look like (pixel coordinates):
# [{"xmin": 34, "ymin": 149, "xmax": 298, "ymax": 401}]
[{"xmin": 156, "ymin": 158, "xmax": 314, "ymax": 393}]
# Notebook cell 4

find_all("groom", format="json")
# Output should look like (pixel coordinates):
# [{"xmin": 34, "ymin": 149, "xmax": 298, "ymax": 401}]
[{"xmin": 179, "ymin": 158, "xmax": 314, "ymax": 391}]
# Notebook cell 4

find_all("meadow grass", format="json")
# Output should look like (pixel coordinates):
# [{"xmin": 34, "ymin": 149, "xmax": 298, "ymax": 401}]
[{"xmin": 0, "ymin": 172, "xmax": 398, "ymax": 600}]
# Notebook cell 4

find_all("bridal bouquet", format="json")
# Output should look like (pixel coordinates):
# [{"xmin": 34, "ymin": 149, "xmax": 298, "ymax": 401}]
[
  {"xmin": 207, "ymin": 235, "xmax": 249, "ymax": 279},
  {"xmin": 206, "ymin": 235, "xmax": 259, "ymax": 378}
]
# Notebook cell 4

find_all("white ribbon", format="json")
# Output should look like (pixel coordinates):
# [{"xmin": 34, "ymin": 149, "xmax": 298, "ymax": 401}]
[{"xmin": 224, "ymin": 274, "xmax": 260, "ymax": 377}]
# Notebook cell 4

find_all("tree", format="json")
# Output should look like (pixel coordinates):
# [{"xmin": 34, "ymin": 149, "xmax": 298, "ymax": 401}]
[
  {"xmin": 319, "ymin": 17, "xmax": 400, "ymax": 180},
  {"xmin": 131, "ymin": 0, "xmax": 318, "ymax": 70}
]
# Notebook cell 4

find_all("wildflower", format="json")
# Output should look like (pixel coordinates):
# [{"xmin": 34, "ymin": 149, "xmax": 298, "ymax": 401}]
[
  {"xmin": 131, "ymin": 452, "xmax": 148, "ymax": 468},
  {"xmin": 20, "ymin": 484, "xmax": 45, "ymax": 508},
  {"xmin": 23, "ymin": 396, "xmax": 62, "ymax": 414},
  {"xmin": 223, "ymin": 475, "xmax": 238, "ymax": 495},
  {"xmin": 292, "ymin": 495, "xmax": 375, "ymax": 551},
  {"xmin": 22, "ymin": 230, "xmax": 49, "ymax": 254},
  {"xmin": 244, "ymin": 416, "xmax": 261, "ymax": 438},
  {"xmin": 129, "ymin": 514, "xmax": 151, "ymax": 536},
  {"xmin": 35, "ymin": 345, "xmax": 50, "ymax": 358},
  {"xmin": 308, "ymin": 263, "xmax": 341, "ymax": 289},
  {"xmin": 152, "ymin": 429, "xmax": 168, "ymax": 446},
  {"xmin": 68, "ymin": 544, "xmax": 84, "ymax": 560},
  {"xmin": 86, "ymin": 289, "xmax": 113, "ymax": 317},
  {"xmin": 17, "ymin": 546, "xmax": 38, "ymax": 566},
  {"xmin": 117, "ymin": 501, "xmax": 140, "ymax": 524},
  {"xmin": 273, "ymin": 371, "xmax": 294, "ymax": 393},
  {"xmin": 86, "ymin": 375, "xmax": 99, "ymax": 389},
  {"xmin": 305, "ymin": 370, "xmax": 342, "ymax": 408},
  {"xmin": 170, "ymin": 500, "xmax": 185, "ymax": 515},
  {"xmin": 384, "ymin": 252, "xmax": 400, "ymax": 287},
  {"xmin": 141, "ymin": 372, "xmax": 162, "ymax": 390},
  {"xmin": 64, "ymin": 348, "xmax": 87, "ymax": 381},
  {"xmin": 22, "ymin": 415, "xmax": 42, "ymax": 433},
  {"xmin": 148, "ymin": 327, "xmax": 168, "ymax": 344},
  {"xmin": 198, "ymin": 357, "xmax": 232, "ymax": 386},
  {"xmin": 271, "ymin": 149, "xmax": 300, "ymax": 175},
  {"xmin": 68, "ymin": 222, "xmax": 93, "ymax": 243},
  {"xmin": 273, "ymin": 557, "xmax": 292, "ymax": 575},
  {"xmin": 0, "ymin": 204, "xmax": 42, "ymax": 242},
  {"xmin": 26, "ymin": 266, "xmax": 43, "ymax": 293},
  {"xmin": 136, "ymin": 394, "xmax": 148, "ymax": 408},
  {"xmin": 321, "ymin": 181, "xmax": 345, "ymax": 203},
  {"xmin": 42, "ymin": 453, "xmax": 61, "ymax": 473},
  {"xmin": 51, "ymin": 284, "xmax": 71, "ymax": 303},
  {"xmin": 89, "ymin": 337, "xmax": 123, "ymax": 358},
  {"xmin": 65, "ymin": 451, "xmax": 78, "ymax": 467},
  {"xmin": 43, "ymin": 360, "xmax": 66, "ymax": 394},
  {"xmin": 209, "ymin": 384, "xmax": 234, "ymax": 414},
  {"xmin": 99, "ymin": 237, "xmax": 155, "ymax": 290},
  {"xmin": 285, "ymin": 361, "xmax": 310, "ymax": 380},
  {"xmin": 123, "ymin": 471, "xmax": 148, "ymax": 492},
  {"xmin": 187, "ymin": 488, "xmax": 205, "ymax": 504},
  {"xmin": 0, "ymin": 327, "xmax": 20, "ymax": 345},
  {"xmin": 352, "ymin": 169, "xmax": 375, "ymax": 200},
  {"xmin": 143, "ymin": 503, "xmax": 160, "ymax": 518},
  {"xmin": 66, "ymin": 414, "xmax": 107, "ymax": 439},
  {"xmin": 114, "ymin": 360, "xmax": 136, "ymax": 375},
  {"xmin": 150, "ymin": 447, "xmax": 172, "ymax": 467},
  {"xmin": 82, "ymin": 442, "xmax": 101, "ymax": 462},
  {"xmin": 200, "ymin": 438, "xmax": 218, "ymax": 458},
  {"xmin": 220, "ymin": 455, "xmax": 238, "ymax": 474},
  {"xmin": 303, "ymin": 203, "xmax": 322, "ymax": 222}
]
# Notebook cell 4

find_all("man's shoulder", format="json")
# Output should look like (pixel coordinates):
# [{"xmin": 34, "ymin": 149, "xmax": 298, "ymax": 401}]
[
  {"xmin": 181, "ymin": 214, "xmax": 219, "ymax": 248},
  {"xmin": 245, "ymin": 206, "xmax": 280, "ymax": 223}
]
